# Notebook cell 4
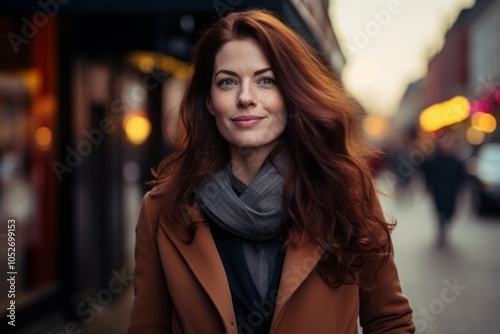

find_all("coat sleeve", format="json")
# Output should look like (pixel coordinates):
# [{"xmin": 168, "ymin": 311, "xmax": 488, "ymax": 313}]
[
  {"xmin": 359, "ymin": 247, "xmax": 415, "ymax": 333},
  {"xmin": 127, "ymin": 192, "xmax": 174, "ymax": 334}
]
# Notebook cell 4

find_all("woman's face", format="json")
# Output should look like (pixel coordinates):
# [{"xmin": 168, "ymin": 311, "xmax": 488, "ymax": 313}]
[{"xmin": 208, "ymin": 38, "xmax": 286, "ymax": 156}]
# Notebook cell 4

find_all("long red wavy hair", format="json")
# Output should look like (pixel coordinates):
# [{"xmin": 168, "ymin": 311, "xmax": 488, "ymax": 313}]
[{"xmin": 152, "ymin": 9, "xmax": 394, "ymax": 289}]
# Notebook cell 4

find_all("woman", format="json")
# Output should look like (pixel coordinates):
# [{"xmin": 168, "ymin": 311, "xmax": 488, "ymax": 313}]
[{"xmin": 128, "ymin": 9, "xmax": 415, "ymax": 334}]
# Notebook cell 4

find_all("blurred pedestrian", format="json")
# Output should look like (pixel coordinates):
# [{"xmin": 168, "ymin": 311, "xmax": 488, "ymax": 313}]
[
  {"xmin": 385, "ymin": 129, "xmax": 418, "ymax": 202},
  {"xmin": 421, "ymin": 132, "xmax": 467, "ymax": 247},
  {"xmin": 128, "ymin": 9, "xmax": 414, "ymax": 334}
]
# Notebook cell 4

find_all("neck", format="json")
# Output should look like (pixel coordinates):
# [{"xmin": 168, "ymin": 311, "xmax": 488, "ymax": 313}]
[{"xmin": 229, "ymin": 145, "xmax": 276, "ymax": 185}]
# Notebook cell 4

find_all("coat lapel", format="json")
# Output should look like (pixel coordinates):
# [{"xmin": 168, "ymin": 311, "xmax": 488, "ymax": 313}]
[
  {"xmin": 158, "ymin": 204, "xmax": 236, "ymax": 332},
  {"xmin": 270, "ymin": 242, "xmax": 326, "ymax": 333}
]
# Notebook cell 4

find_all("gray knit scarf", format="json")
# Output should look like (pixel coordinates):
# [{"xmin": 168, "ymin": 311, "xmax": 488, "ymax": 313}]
[{"xmin": 194, "ymin": 159, "xmax": 287, "ymax": 299}]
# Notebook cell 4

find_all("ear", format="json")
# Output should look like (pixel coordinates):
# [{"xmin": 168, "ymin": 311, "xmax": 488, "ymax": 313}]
[{"xmin": 206, "ymin": 97, "xmax": 215, "ymax": 116}]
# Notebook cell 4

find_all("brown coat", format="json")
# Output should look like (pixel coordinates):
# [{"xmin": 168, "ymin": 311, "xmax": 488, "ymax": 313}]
[{"xmin": 127, "ymin": 190, "xmax": 415, "ymax": 334}]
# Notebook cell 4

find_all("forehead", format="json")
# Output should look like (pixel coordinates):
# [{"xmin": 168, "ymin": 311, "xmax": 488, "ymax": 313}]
[{"xmin": 213, "ymin": 39, "xmax": 271, "ymax": 72}]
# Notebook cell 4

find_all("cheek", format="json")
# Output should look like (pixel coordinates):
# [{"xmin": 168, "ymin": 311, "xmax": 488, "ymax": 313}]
[
  {"xmin": 211, "ymin": 100, "xmax": 233, "ymax": 136},
  {"xmin": 269, "ymin": 91, "xmax": 285, "ymax": 111},
  {"xmin": 274, "ymin": 112, "xmax": 288, "ymax": 135},
  {"xmin": 210, "ymin": 90, "xmax": 232, "ymax": 116},
  {"xmin": 270, "ymin": 97, "xmax": 287, "ymax": 127}
]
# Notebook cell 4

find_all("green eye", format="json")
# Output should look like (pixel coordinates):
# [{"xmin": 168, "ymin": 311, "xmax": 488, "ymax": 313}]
[
  {"xmin": 261, "ymin": 77, "xmax": 275, "ymax": 85},
  {"xmin": 218, "ymin": 78, "xmax": 236, "ymax": 87}
]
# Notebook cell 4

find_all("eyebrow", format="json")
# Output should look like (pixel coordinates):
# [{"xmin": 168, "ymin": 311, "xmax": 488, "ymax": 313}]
[{"xmin": 214, "ymin": 67, "xmax": 273, "ymax": 77}]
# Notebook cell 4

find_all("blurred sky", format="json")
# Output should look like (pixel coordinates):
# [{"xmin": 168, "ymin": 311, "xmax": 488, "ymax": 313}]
[{"xmin": 330, "ymin": 0, "xmax": 476, "ymax": 117}]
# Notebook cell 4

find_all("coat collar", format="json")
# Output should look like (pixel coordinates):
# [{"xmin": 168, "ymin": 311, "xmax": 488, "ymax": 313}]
[
  {"xmin": 159, "ymin": 203, "xmax": 326, "ymax": 333},
  {"xmin": 159, "ymin": 204, "xmax": 237, "ymax": 333},
  {"xmin": 270, "ymin": 241, "xmax": 325, "ymax": 333}
]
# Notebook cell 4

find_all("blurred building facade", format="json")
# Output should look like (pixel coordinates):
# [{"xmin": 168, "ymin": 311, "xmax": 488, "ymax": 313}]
[
  {"xmin": 0, "ymin": 0, "xmax": 344, "ymax": 332},
  {"xmin": 387, "ymin": 0, "xmax": 500, "ymax": 215},
  {"xmin": 394, "ymin": 0, "xmax": 499, "ymax": 145}
]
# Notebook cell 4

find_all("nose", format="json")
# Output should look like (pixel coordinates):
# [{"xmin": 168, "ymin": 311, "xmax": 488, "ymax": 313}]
[{"xmin": 237, "ymin": 83, "xmax": 256, "ymax": 108}]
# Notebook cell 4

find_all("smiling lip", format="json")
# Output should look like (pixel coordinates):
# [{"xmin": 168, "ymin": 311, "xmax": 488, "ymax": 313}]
[{"xmin": 231, "ymin": 116, "xmax": 264, "ymax": 128}]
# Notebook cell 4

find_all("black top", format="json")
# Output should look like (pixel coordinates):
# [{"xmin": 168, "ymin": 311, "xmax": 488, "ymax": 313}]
[{"xmin": 209, "ymin": 221, "xmax": 285, "ymax": 334}]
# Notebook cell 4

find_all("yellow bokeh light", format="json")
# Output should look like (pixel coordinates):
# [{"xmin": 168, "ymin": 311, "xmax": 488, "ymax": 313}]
[
  {"xmin": 123, "ymin": 114, "xmax": 152, "ymax": 145},
  {"xmin": 127, "ymin": 51, "xmax": 193, "ymax": 81},
  {"xmin": 420, "ymin": 96, "xmax": 470, "ymax": 132},
  {"xmin": 34, "ymin": 126, "xmax": 52, "ymax": 150},
  {"xmin": 362, "ymin": 114, "xmax": 389, "ymax": 139},
  {"xmin": 472, "ymin": 113, "xmax": 496, "ymax": 133},
  {"xmin": 466, "ymin": 127, "xmax": 485, "ymax": 145},
  {"xmin": 471, "ymin": 112, "xmax": 485, "ymax": 128},
  {"xmin": 20, "ymin": 69, "xmax": 42, "ymax": 96}
]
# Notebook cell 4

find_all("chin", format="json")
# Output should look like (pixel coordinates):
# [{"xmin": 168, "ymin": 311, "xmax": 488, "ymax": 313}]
[
  {"xmin": 232, "ymin": 143, "xmax": 263, "ymax": 151},
  {"xmin": 232, "ymin": 139, "xmax": 278, "ymax": 152},
  {"xmin": 237, "ymin": 138, "xmax": 270, "ymax": 148}
]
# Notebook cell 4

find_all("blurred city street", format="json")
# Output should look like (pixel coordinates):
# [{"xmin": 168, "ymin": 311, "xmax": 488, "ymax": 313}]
[{"xmin": 378, "ymin": 170, "xmax": 500, "ymax": 334}]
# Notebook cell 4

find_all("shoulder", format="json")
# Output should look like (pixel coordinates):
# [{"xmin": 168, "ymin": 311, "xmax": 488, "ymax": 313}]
[
  {"xmin": 141, "ymin": 188, "xmax": 161, "ymax": 211},
  {"xmin": 140, "ymin": 185, "xmax": 200, "ymax": 234},
  {"xmin": 137, "ymin": 186, "xmax": 168, "ymax": 233}
]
